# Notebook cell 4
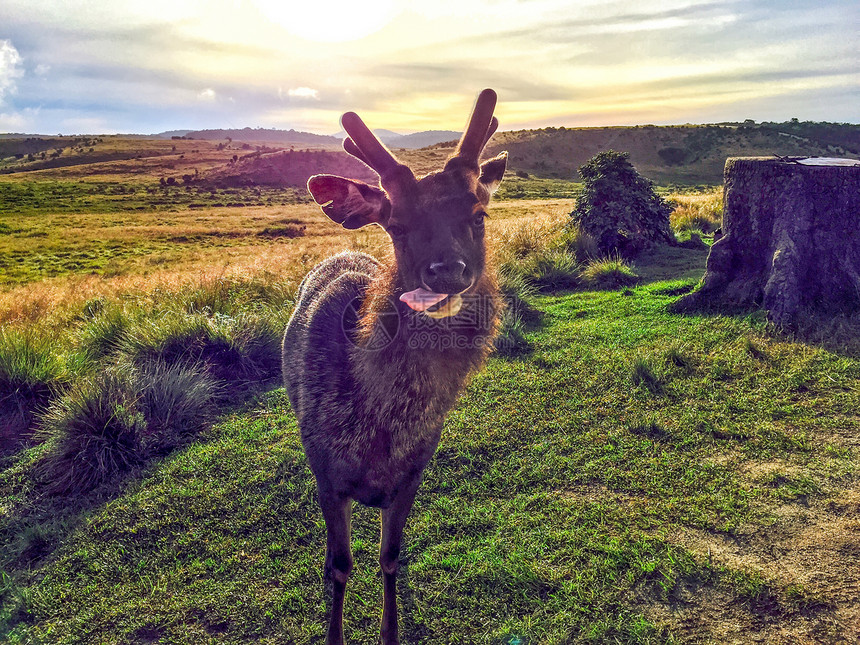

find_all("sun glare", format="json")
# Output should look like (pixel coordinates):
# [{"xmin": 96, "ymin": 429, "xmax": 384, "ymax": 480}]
[{"xmin": 252, "ymin": 0, "xmax": 396, "ymax": 43}]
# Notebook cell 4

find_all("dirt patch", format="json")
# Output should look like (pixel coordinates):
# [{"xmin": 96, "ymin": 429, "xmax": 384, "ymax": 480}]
[
  {"xmin": 558, "ymin": 478, "xmax": 860, "ymax": 643},
  {"xmin": 643, "ymin": 486, "xmax": 860, "ymax": 644}
]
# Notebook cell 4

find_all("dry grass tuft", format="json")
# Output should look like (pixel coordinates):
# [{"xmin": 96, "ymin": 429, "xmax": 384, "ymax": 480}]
[{"xmin": 669, "ymin": 189, "xmax": 723, "ymax": 234}]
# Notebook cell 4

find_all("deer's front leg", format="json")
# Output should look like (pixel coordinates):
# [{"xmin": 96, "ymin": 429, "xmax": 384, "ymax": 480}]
[
  {"xmin": 379, "ymin": 472, "xmax": 423, "ymax": 645},
  {"xmin": 320, "ymin": 492, "xmax": 353, "ymax": 645}
]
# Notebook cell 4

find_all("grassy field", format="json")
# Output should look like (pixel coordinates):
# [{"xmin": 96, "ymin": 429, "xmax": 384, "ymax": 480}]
[{"xmin": 1, "ymin": 148, "xmax": 858, "ymax": 643}]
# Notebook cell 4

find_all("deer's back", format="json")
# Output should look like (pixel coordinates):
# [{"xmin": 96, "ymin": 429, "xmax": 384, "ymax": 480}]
[{"xmin": 282, "ymin": 252, "xmax": 380, "ymax": 422}]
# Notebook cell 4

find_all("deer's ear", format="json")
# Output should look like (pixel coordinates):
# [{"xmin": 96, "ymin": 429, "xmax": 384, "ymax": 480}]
[
  {"xmin": 479, "ymin": 151, "xmax": 507, "ymax": 195},
  {"xmin": 307, "ymin": 175, "xmax": 390, "ymax": 230}
]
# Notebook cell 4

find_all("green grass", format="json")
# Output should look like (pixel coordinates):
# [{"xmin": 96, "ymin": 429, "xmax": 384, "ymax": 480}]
[
  {"xmin": 0, "ymin": 329, "xmax": 68, "ymax": 449},
  {"xmin": 0, "ymin": 180, "xmax": 309, "ymax": 217},
  {"xmin": 1, "ymin": 245, "xmax": 857, "ymax": 642},
  {"xmin": 0, "ymin": 180, "xmax": 857, "ymax": 642},
  {"xmin": 494, "ymin": 175, "xmax": 583, "ymax": 200},
  {"xmin": 0, "ymin": 180, "xmax": 313, "ymax": 285}
]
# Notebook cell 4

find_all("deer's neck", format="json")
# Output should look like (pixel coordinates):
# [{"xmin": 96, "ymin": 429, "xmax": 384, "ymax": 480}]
[{"xmin": 351, "ymin": 260, "xmax": 500, "ymax": 421}]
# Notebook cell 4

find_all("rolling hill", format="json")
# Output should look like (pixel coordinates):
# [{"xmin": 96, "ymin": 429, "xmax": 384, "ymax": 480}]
[
  {"xmin": 482, "ymin": 121, "xmax": 860, "ymax": 185},
  {"xmin": 1, "ymin": 121, "xmax": 857, "ymax": 186}
]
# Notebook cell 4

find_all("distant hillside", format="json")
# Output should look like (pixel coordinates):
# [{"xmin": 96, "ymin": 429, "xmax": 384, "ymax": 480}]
[
  {"xmin": 185, "ymin": 126, "xmax": 461, "ymax": 150},
  {"xmin": 2, "ymin": 121, "xmax": 856, "ymax": 187},
  {"xmin": 332, "ymin": 129, "xmax": 462, "ymax": 149},
  {"xmin": 379, "ymin": 130, "xmax": 461, "ymax": 149},
  {"xmin": 202, "ymin": 148, "xmax": 376, "ymax": 188},
  {"xmin": 485, "ymin": 121, "xmax": 860, "ymax": 185},
  {"xmin": 154, "ymin": 130, "xmax": 193, "ymax": 139},
  {"xmin": 184, "ymin": 127, "xmax": 341, "ymax": 146}
]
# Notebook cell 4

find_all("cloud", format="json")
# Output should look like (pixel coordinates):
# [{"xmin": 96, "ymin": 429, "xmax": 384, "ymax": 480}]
[
  {"xmin": 0, "ymin": 40, "xmax": 24, "ymax": 104},
  {"xmin": 0, "ymin": 105, "xmax": 39, "ymax": 133},
  {"xmin": 0, "ymin": 111, "xmax": 28, "ymax": 131},
  {"xmin": 60, "ymin": 115, "xmax": 118, "ymax": 134},
  {"xmin": 0, "ymin": 0, "xmax": 856, "ymax": 134},
  {"xmin": 287, "ymin": 87, "xmax": 319, "ymax": 100}
]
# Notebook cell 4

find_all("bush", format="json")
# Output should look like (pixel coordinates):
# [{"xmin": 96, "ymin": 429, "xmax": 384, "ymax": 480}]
[{"xmin": 571, "ymin": 151, "xmax": 674, "ymax": 256}]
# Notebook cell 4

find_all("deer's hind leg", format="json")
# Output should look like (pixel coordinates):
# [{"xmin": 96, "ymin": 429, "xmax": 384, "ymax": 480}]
[{"xmin": 319, "ymin": 492, "xmax": 353, "ymax": 645}]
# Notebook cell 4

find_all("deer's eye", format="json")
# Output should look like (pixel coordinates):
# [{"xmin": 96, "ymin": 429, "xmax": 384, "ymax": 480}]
[{"xmin": 472, "ymin": 211, "xmax": 487, "ymax": 228}]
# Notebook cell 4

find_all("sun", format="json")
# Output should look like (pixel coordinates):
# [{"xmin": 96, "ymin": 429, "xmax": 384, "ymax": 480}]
[{"xmin": 252, "ymin": 0, "xmax": 396, "ymax": 43}]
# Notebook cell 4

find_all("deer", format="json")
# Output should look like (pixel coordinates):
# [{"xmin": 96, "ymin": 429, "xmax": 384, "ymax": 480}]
[{"xmin": 282, "ymin": 89, "xmax": 507, "ymax": 644}]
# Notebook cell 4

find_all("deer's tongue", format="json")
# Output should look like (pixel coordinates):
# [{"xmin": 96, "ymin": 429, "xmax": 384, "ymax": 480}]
[{"xmin": 399, "ymin": 288, "xmax": 448, "ymax": 312}]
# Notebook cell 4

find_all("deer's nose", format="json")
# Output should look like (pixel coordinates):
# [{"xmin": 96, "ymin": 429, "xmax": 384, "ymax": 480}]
[{"xmin": 423, "ymin": 260, "xmax": 470, "ymax": 293}]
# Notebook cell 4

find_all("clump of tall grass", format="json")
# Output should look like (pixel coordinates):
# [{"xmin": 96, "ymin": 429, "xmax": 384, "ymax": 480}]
[
  {"xmin": 491, "ymin": 217, "xmax": 590, "ymax": 355},
  {"xmin": 165, "ymin": 275, "xmax": 295, "ymax": 316},
  {"xmin": 137, "ymin": 360, "xmax": 219, "ymax": 457},
  {"xmin": 76, "ymin": 305, "xmax": 137, "ymax": 362},
  {"xmin": 35, "ymin": 367, "xmax": 145, "ymax": 495},
  {"xmin": 630, "ymin": 356, "xmax": 663, "ymax": 394},
  {"xmin": 0, "ymin": 329, "xmax": 66, "ymax": 450},
  {"xmin": 36, "ymin": 361, "xmax": 218, "ymax": 494},
  {"xmin": 492, "ymin": 216, "xmax": 595, "ymax": 295},
  {"xmin": 108, "ymin": 310, "xmax": 284, "ymax": 388},
  {"xmin": 2, "ymin": 272, "xmax": 292, "ymax": 491},
  {"xmin": 75, "ymin": 289, "xmax": 289, "ymax": 388},
  {"xmin": 580, "ymin": 255, "xmax": 641, "ymax": 290},
  {"xmin": 669, "ymin": 190, "xmax": 723, "ymax": 235}
]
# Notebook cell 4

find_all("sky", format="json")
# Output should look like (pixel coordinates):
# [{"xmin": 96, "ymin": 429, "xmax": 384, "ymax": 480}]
[{"xmin": 0, "ymin": 0, "xmax": 857, "ymax": 135}]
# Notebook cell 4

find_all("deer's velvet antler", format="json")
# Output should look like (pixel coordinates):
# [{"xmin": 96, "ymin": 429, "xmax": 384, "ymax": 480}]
[
  {"xmin": 342, "ymin": 89, "xmax": 499, "ymax": 186},
  {"xmin": 453, "ymin": 88, "xmax": 497, "ymax": 163},
  {"xmin": 341, "ymin": 112, "xmax": 416, "ymax": 189}
]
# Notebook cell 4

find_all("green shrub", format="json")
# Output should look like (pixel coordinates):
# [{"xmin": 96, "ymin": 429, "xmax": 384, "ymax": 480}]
[
  {"xmin": 571, "ymin": 151, "xmax": 674, "ymax": 256},
  {"xmin": 580, "ymin": 256, "xmax": 640, "ymax": 290}
]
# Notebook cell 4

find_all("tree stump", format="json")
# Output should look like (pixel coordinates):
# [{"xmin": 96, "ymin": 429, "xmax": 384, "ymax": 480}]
[{"xmin": 675, "ymin": 157, "xmax": 860, "ymax": 326}]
